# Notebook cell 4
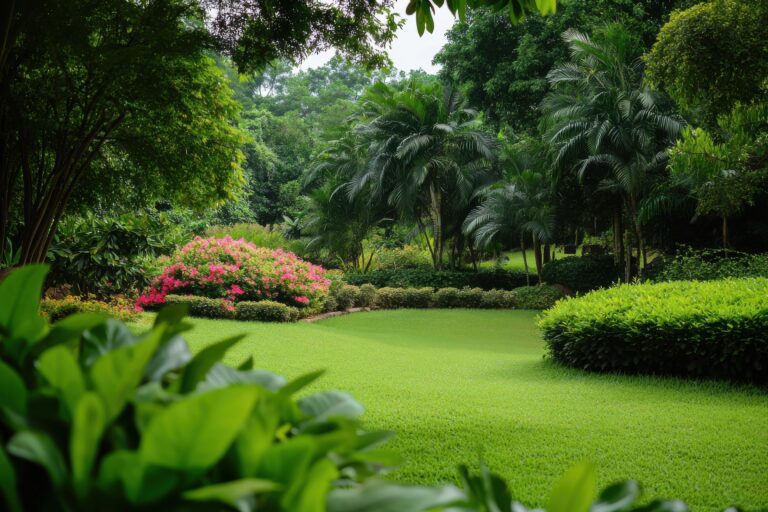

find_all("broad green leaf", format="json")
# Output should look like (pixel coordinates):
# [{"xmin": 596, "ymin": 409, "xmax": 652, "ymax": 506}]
[
  {"xmin": 254, "ymin": 436, "xmax": 314, "ymax": 488},
  {"xmin": 90, "ymin": 327, "xmax": 162, "ymax": 421},
  {"xmin": 140, "ymin": 386, "xmax": 259, "ymax": 469},
  {"xmin": 179, "ymin": 335, "xmax": 244, "ymax": 393},
  {"xmin": 237, "ymin": 356, "xmax": 254, "ymax": 370},
  {"xmin": 153, "ymin": 303, "xmax": 190, "ymax": 328},
  {"xmin": 0, "ymin": 264, "xmax": 48, "ymax": 344},
  {"xmin": 289, "ymin": 459, "xmax": 339, "ymax": 512},
  {"xmin": 278, "ymin": 369, "xmax": 325, "ymax": 397},
  {"xmin": 326, "ymin": 480, "xmax": 465, "ymax": 512},
  {"xmin": 0, "ymin": 361, "xmax": 26, "ymax": 416},
  {"xmin": 233, "ymin": 399, "xmax": 281, "ymax": 477},
  {"xmin": 0, "ymin": 447, "xmax": 21, "ymax": 512},
  {"xmin": 37, "ymin": 345, "xmax": 85, "ymax": 413},
  {"xmin": 183, "ymin": 478, "xmax": 281, "ymax": 506},
  {"xmin": 549, "ymin": 462, "xmax": 598, "ymax": 512},
  {"xmin": 591, "ymin": 480, "xmax": 641, "ymax": 512},
  {"xmin": 198, "ymin": 363, "xmax": 286, "ymax": 392},
  {"xmin": 99, "ymin": 451, "xmax": 186, "ymax": 504},
  {"xmin": 70, "ymin": 393, "xmax": 106, "ymax": 499},
  {"xmin": 7, "ymin": 430, "xmax": 67, "ymax": 488},
  {"xmin": 144, "ymin": 335, "xmax": 191, "ymax": 382},
  {"xmin": 25, "ymin": 313, "xmax": 107, "ymax": 365},
  {"xmin": 81, "ymin": 319, "xmax": 138, "ymax": 367},
  {"xmin": 298, "ymin": 391, "xmax": 364, "ymax": 423}
]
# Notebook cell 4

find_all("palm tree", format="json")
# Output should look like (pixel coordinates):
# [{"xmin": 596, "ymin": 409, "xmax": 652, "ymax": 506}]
[
  {"xmin": 464, "ymin": 140, "xmax": 555, "ymax": 283},
  {"xmin": 542, "ymin": 25, "xmax": 682, "ymax": 279},
  {"xmin": 349, "ymin": 79, "xmax": 497, "ymax": 269}
]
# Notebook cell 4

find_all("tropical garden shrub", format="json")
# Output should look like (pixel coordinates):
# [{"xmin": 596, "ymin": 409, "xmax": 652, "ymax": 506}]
[
  {"xmin": 163, "ymin": 295, "xmax": 233, "ymax": 319},
  {"xmin": 47, "ymin": 212, "xmax": 191, "ymax": 298},
  {"xmin": 40, "ymin": 296, "xmax": 137, "ymax": 323},
  {"xmin": 480, "ymin": 289, "xmax": 516, "ymax": 309},
  {"xmin": 374, "ymin": 245, "xmax": 432, "ymax": 270},
  {"xmin": 358, "ymin": 284, "xmax": 377, "ymax": 307},
  {"xmin": 136, "ymin": 237, "xmax": 330, "ymax": 312},
  {"xmin": 539, "ymin": 279, "xmax": 768, "ymax": 383},
  {"xmin": 333, "ymin": 285, "xmax": 362, "ymax": 310},
  {"xmin": 645, "ymin": 248, "xmax": 768, "ymax": 282},
  {"xmin": 540, "ymin": 255, "xmax": 621, "ymax": 294},
  {"xmin": 374, "ymin": 287, "xmax": 433, "ymax": 309},
  {"xmin": 344, "ymin": 268, "xmax": 530, "ymax": 291},
  {"xmin": 0, "ymin": 265, "xmax": 748, "ymax": 511},
  {"xmin": 236, "ymin": 300, "xmax": 300, "ymax": 322},
  {"xmin": 510, "ymin": 286, "xmax": 564, "ymax": 310}
]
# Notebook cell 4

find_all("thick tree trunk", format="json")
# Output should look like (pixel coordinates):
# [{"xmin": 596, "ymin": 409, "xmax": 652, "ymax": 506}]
[
  {"xmin": 542, "ymin": 243, "xmax": 551, "ymax": 264},
  {"xmin": 722, "ymin": 216, "xmax": 728, "ymax": 248},
  {"xmin": 533, "ymin": 234, "xmax": 543, "ymax": 284}
]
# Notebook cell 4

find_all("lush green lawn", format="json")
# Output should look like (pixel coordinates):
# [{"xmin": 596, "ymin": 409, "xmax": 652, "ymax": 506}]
[{"xmin": 175, "ymin": 310, "xmax": 767, "ymax": 511}]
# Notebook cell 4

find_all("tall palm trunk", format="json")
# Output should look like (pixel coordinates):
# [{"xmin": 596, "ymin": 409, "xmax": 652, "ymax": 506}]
[
  {"xmin": 429, "ymin": 181, "xmax": 443, "ymax": 270},
  {"xmin": 533, "ymin": 234, "xmax": 543, "ymax": 284},
  {"xmin": 521, "ymin": 234, "xmax": 530, "ymax": 286},
  {"xmin": 722, "ymin": 216, "xmax": 728, "ymax": 248}
]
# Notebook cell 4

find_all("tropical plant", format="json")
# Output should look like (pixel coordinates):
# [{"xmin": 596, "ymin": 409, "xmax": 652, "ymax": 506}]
[
  {"xmin": 136, "ymin": 237, "xmax": 330, "ymax": 312},
  {"xmin": 543, "ymin": 25, "xmax": 683, "ymax": 279},
  {"xmin": 347, "ymin": 79, "xmax": 497, "ymax": 269}
]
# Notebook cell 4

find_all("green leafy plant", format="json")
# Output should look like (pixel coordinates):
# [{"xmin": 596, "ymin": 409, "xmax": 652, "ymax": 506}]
[
  {"xmin": 645, "ymin": 248, "xmax": 768, "ymax": 282},
  {"xmin": 540, "ymin": 255, "xmax": 621, "ymax": 294},
  {"xmin": 333, "ymin": 285, "xmax": 362, "ymax": 310},
  {"xmin": 344, "ymin": 268, "xmax": 530, "ymax": 290},
  {"xmin": 539, "ymin": 279, "xmax": 768, "ymax": 383},
  {"xmin": 164, "ymin": 295, "xmax": 234, "ymax": 319},
  {"xmin": 40, "ymin": 296, "xmax": 138, "ymax": 323},
  {"xmin": 509, "ymin": 285, "xmax": 564, "ymax": 310},
  {"xmin": 236, "ymin": 301, "xmax": 301, "ymax": 323}
]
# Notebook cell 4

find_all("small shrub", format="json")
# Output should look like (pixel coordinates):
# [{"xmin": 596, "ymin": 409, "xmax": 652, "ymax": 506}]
[
  {"xmin": 510, "ymin": 285, "xmax": 564, "ymax": 310},
  {"xmin": 375, "ymin": 287, "xmax": 431, "ymax": 309},
  {"xmin": 345, "ymin": 268, "xmax": 530, "ymax": 290},
  {"xmin": 40, "ymin": 296, "xmax": 138, "ymax": 322},
  {"xmin": 358, "ymin": 283, "xmax": 377, "ymax": 307},
  {"xmin": 374, "ymin": 244, "xmax": 432, "ymax": 270},
  {"xmin": 236, "ymin": 300, "xmax": 300, "ymax": 322},
  {"xmin": 540, "ymin": 255, "xmax": 621, "ymax": 294},
  {"xmin": 334, "ymin": 284, "xmax": 361, "ymax": 310},
  {"xmin": 433, "ymin": 287, "xmax": 461, "ymax": 308},
  {"xmin": 164, "ymin": 294, "xmax": 232, "ymax": 318},
  {"xmin": 480, "ymin": 289, "xmax": 516, "ymax": 309},
  {"xmin": 457, "ymin": 287, "xmax": 484, "ymax": 308},
  {"xmin": 645, "ymin": 247, "xmax": 768, "ymax": 282},
  {"xmin": 538, "ymin": 278, "xmax": 768, "ymax": 383},
  {"xmin": 323, "ymin": 295, "xmax": 339, "ymax": 312}
]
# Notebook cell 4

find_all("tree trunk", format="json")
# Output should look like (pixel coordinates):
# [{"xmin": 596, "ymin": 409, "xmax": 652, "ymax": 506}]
[
  {"xmin": 543, "ymin": 243, "xmax": 551, "ymax": 264},
  {"xmin": 521, "ymin": 234, "xmax": 530, "ymax": 286},
  {"xmin": 429, "ymin": 182, "xmax": 443, "ymax": 270},
  {"xmin": 533, "ymin": 234, "xmax": 543, "ymax": 284},
  {"xmin": 624, "ymin": 229, "xmax": 632, "ymax": 283},
  {"xmin": 722, "ymin": 216, "xmax": 728, "ymax": 248}
]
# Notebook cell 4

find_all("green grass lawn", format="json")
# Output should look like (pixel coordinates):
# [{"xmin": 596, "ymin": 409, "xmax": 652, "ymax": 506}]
[{"xmin": 175, "ymin": 310, "xmax": 768, "ymax": 511}]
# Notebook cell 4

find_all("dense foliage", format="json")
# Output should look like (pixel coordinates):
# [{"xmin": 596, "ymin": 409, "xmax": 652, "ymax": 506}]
[
  {"xmin": 344, "ymin": 268, "xmax": 530, "ymax": 290},
  {"xmin": 136, "ymin": 237, "xmax": 330, "ymax": 312},
  {"xmin": 541, "ymin": 256, "xmax": 621, "ymax": 294},
  {"xmin": 539, "ymin": 279, "xmax": 768, "ymax": 383},
  {"xmin": 645, "ymin": 249, "xmax": 768, "ymax": 282},
  {"xmin": 40, "ymin": 296, "xmax": 137, "ymax": 323}
]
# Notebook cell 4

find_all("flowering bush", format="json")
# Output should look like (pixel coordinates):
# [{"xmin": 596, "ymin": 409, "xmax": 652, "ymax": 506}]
[{"xmin": 135, "ymin": 236, "xmax": 330, "ymax": 312}]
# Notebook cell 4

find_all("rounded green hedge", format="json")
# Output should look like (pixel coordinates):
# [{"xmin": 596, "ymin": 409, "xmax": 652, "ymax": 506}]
[
  {"xmin": 538, "ymin": 279, "xmax": 768, "ymax": 384},
  {"xmin": 343, "ymin": 268, "xmax": 531, "ymax": 290},
  {"xmin": 540, "ymin": 255, "xmax": 621, "ymax": 294}
]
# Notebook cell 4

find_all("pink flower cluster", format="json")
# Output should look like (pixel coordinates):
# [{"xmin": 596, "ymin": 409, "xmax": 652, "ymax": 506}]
[{"xmin": 135, "ymin": 237, "xmax": 330, "ymax": 311}]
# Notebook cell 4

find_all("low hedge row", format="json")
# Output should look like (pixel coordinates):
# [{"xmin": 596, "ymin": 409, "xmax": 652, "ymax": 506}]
[
  {"xmin": 538, "ymin": 278, "xmax": 768, "ymax": 384},
  {"xmin": 164, "ymin": 295, "xmax": 301, "ymax": 322},
  {"xmin": 40, "ymin": 296, "xmax": 138, "ymax": 322},
  {"xmin": 343, "ymin": 268, "xmax": 531, "ymax": 291},
  {"xmin": 540, "ymin": 255, "xmax": 621, "ymax": 294},
  {"xmin": 644, "ymin": 248, "xmax": 768, "ymax": 282},
  {"xmin": 335, "ymin": 284, "xmax": 563, "ymax": 311}
]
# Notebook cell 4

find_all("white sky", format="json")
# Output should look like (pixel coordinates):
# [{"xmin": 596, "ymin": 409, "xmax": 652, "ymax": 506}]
[{"xmin": 300, "ymin": 0, "xmax": 457, "ymax": 74}]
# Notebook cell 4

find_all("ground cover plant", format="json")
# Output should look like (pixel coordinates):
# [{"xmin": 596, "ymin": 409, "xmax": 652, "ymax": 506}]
[
  {"xmin": 136, "ymin": 237, "xmax": 330, "ymax": 312},
  {"xmin": 539, "ymin": 279, "xmax": 768, "ymax": 383},
  {"xmin": 177, "ymin": 310, "xmax": 768, "ymax": 511}
]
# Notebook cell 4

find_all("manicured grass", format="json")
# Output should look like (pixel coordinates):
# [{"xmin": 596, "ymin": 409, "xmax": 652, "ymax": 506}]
[{"xmin": 176, "ymin": 310, "xmax": 767, "ymax": 511}]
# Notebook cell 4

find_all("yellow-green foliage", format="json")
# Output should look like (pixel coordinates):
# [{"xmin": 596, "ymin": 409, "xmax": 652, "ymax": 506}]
[
  {"xmin": 539, "ymin": 278, "xmax": 768, "ymax": 383},
  {"xmin": 40, "ymin": 296, "xmax": 137, "ymax": 322}
]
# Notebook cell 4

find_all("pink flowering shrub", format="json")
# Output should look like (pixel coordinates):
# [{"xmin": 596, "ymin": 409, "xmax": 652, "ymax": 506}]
[{"xmin": 136, "ymin": 237, "xmax": 330, "ymax": 312}]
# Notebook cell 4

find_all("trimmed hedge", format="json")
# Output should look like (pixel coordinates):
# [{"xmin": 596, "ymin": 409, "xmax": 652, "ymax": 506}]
[
  {"xmin": 375, "ymin": 287, "xmax": 433, "ymax": 309},
  {"xmin": 510, "ymin": 286, "xmax": 564, "ymax": 310},
  {"xmin": 344, "ymin": 268, "xmax": 531, "ymax": 290},
  {"xmin": 164, "ymin": 295, "xmax": 232, "ymax": 319},
  {"xmin": 40, "ymin": 296, "xmax": 137, "ymax": 322},
  {"xmin": 236, "ymin": 300, "xmax": 300, "ymax": 322},
  {"xmin": 539, "ymin": 279, "xmax": 768, "ymax": 384},
  {"xmin": 541, "ymin": 255, "xmax": 621, "ymax": 294}
]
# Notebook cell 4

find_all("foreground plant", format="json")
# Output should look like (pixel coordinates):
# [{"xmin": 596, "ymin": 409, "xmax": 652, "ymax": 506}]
[{"xmin": 0, "ymin": 266, "xmax": 745, "ymax": 511}]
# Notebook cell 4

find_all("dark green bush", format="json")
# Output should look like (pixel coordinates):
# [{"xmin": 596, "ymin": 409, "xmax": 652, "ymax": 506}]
[
  {"xmin": 334, "ymin": 284, "xmax": 362, "ymax": 310},
  {"xmin": 457, "ymin": 287, "xmax": 485, "ymax": 308},
  {"xmin": 0, "ymin": 266, "xmax": 745, "ymax": 511},
  {"xmin": 433, "ymin": 287, "xmax": 461, "ymax": 307},
  {"xmin": 510, "ymin": 285, "xmax": 564, "ymax": 310},
  {"xmin": 358, "ymin": 283, "xmax": 377, "ymax": 307},
  {"xmin": 645, "ymin": 248, "xmax": 768, "ymax": 282},
  {"xmin": 374, "ymin": 287, "xmax": 432, "ymax": 309},
  {"xmin": 164, "ymin": 294, "xmax": 232, "ymax": 319},
  {"xmin": 236, "ymin": 300, "xmax": 300, "ymax": 322},
  {"xmin": 344, "ymin": 268, "xmax": 530, "ymax": 290},
  {"xmin": 539, "ymin": 279, "xmax": 768, "ymax": 383},
  {"xmin": 540, "ymin": 255, "xmax": 621, "ymax": 294},
  {"xmin": 323, "ymin": 294, "xmax": 339, "ymax": 313}
]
